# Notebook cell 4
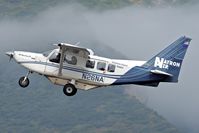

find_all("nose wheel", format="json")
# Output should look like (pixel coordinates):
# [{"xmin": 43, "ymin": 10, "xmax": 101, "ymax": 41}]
[
  {"xmin": 63, "ymin": 84, "xmax": 77, "ymax": 96},
  {"xmin": 19, "ymin": 76, "xmax": 30, "ymax": 88},
  {"xmin": 18, "ymin": 71, "xmax": 31, "ymax": 88}
]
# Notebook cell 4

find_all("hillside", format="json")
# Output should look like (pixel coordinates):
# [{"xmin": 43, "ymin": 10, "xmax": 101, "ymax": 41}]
[
  {"xmin": 0, "ymin": 0, "xmax": 198, "ymax": 19},
  {"xmin": 0, "ymin": 0, "xmax": 186, "ymax": 133},
  {"xmin": 0, "ymin": 41, "xmax": 182, "ymax": 133},
  {"xmin": 0, "ymin": 63, "xmax": 180, "ymax": 133}
]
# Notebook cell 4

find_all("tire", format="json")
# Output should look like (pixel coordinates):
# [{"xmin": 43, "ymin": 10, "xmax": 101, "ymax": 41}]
[
  {"xmin": 63, "ymin": 84, "xmax": 77, "ymax": 96},
  {"xmin": 18, "ymin": 76, "xmax": 30, "ymax": 88}
]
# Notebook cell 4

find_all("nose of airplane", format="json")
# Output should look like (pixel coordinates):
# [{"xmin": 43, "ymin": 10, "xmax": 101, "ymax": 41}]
[
  {"xmin": 6, "ymin": 51, "xmax": 14, "ymax": 61},
  {"xmin": 6, "ymin": 51, "xmax": 14, "ymax": 56}
]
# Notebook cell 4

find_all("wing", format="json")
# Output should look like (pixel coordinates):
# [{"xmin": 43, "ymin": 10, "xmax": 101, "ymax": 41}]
[{"xmin": 55, "ymin": 43, "xmax": 94, "ymax": 75}]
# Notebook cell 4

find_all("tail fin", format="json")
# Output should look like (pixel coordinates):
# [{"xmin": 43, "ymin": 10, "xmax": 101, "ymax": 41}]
[{"xmin": 143, "ymin": 36, "xmax": 191, "ymax": 82}]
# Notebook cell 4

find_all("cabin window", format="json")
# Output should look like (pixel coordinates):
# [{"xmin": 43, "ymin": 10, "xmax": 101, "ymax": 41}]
[
  {"xmin": 49, "ymin": 52, "xmax": 60, "ymax": 63},
  {"xmin": 108, "ymin": 64, "xmax": 115, "ymax": 72},
  {"xmin": 97, "ymin": 62, "xmax": 106, "ymax": 71},
  {"xmin": 86, "ymin": 60, "xmax": 95, "ymax": 69}
]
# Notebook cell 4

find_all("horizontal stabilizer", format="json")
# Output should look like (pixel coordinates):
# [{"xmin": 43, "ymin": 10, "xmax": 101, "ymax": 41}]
[{"xmin": 150, "ymin": 70, "xmax": 173, "ymax": 76}]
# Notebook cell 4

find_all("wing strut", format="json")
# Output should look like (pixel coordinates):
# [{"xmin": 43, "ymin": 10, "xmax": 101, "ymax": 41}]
[{"xmin": 58, "ymin": 44, "xmax": 66, "ymax": 76}]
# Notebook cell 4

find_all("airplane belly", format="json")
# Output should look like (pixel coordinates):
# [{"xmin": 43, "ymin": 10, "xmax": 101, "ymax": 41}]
[{"xmin": 47, "ymin": 76, "xmax": 98, "ymax": 90}]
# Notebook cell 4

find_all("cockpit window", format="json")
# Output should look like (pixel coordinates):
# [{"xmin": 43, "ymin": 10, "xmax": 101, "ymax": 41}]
[
  {"xmin": 86, "ymin": 60, "xmax": 95, "ymax": 69},
  {"xmin": 43, "ymin": 50, "xmax": 53, "ymax": 57},
  {"xmin": 49, "ymin": 52, "xmax": 60, "ymax": 63}
]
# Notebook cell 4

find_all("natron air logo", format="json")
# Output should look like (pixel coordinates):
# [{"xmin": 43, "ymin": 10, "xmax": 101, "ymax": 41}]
[{"xmin": 154, "ymin": 57, "xmax": 181, "ymax": 69}]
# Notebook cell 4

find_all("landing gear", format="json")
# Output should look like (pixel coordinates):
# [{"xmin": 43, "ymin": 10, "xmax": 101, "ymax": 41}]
[
  {"xmin": 18, "ymin": 71, "xmax": 31, "ymax": 88},
  {"xmin": 63, "ymin": 84, "xmax": 77, "ymax": 96},
  {"xmin": 19, "ymin": 76, "xmax": 29, "ymax": 88}
]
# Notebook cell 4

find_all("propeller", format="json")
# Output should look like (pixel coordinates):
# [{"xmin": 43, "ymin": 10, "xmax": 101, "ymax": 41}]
[{"xmin": 5, "ymin": 51, "xmax": 14, "ymax": 62}]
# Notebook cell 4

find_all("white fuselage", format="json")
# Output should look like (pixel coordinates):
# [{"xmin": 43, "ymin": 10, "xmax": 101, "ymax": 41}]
[{"xmin": 12, "ymin": 50, "xmax": 146, "ymax": 90}]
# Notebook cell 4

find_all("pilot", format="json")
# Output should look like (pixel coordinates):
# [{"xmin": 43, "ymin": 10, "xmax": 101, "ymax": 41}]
[{"xmin": 50, "ymin": 53, "xmax": 61, "ymax": 63}]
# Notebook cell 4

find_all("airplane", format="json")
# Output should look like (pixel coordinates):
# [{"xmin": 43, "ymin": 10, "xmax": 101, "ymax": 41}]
[{"xmin": 6, "ymin": 36, "xmax": 191, "ymax": 96}]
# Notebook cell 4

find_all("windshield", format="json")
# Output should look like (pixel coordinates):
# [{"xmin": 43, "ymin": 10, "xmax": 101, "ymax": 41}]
[{"xmin": 42, "ymin": 50, "xmax": 53, "ymax": 57}]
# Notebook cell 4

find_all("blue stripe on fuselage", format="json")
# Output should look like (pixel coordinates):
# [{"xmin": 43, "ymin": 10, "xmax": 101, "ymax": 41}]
[
  {"xmin": 19, "ymin": 61, "xmax": 160, "ymax": 85},
  {"xmin": 18, "ymin": 61, "xmax": 123, "ymax": 79}
]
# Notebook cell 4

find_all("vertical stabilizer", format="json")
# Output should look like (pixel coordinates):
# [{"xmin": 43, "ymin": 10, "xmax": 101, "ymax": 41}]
[{"xmin": 143, "ymin": 36, "xmax": 191, "ymax": 82}]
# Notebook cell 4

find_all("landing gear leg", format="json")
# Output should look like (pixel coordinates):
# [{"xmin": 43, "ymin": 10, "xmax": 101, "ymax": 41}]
[{"xmin": 18, "ymin": 71, "xmax": 31, "ymax": 88}]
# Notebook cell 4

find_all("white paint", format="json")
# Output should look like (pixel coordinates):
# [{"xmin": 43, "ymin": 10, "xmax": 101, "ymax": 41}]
[{"xmin": 10, "ymin": 44, "xmax": 146, "ymax": 90}]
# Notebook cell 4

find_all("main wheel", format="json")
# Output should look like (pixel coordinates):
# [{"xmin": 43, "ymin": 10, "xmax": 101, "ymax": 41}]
[
  {"xmin": 18, "ymin": 76, "xmax": 30, "ymax": 88},
  {"xmin": 63, "ymin": 84, "xmax": 77, "ymax": 96}
]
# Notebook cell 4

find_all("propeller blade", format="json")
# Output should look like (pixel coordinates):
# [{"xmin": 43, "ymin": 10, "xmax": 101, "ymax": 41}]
[{"xmin": 6, "ymin": 51, "xmax": 14, "ymax": 62}]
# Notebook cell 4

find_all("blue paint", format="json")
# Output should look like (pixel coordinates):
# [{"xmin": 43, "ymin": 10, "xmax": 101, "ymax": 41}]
[{"xmin": 113, "ymin": 36, "xmax": 191, "ymax": 86}]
